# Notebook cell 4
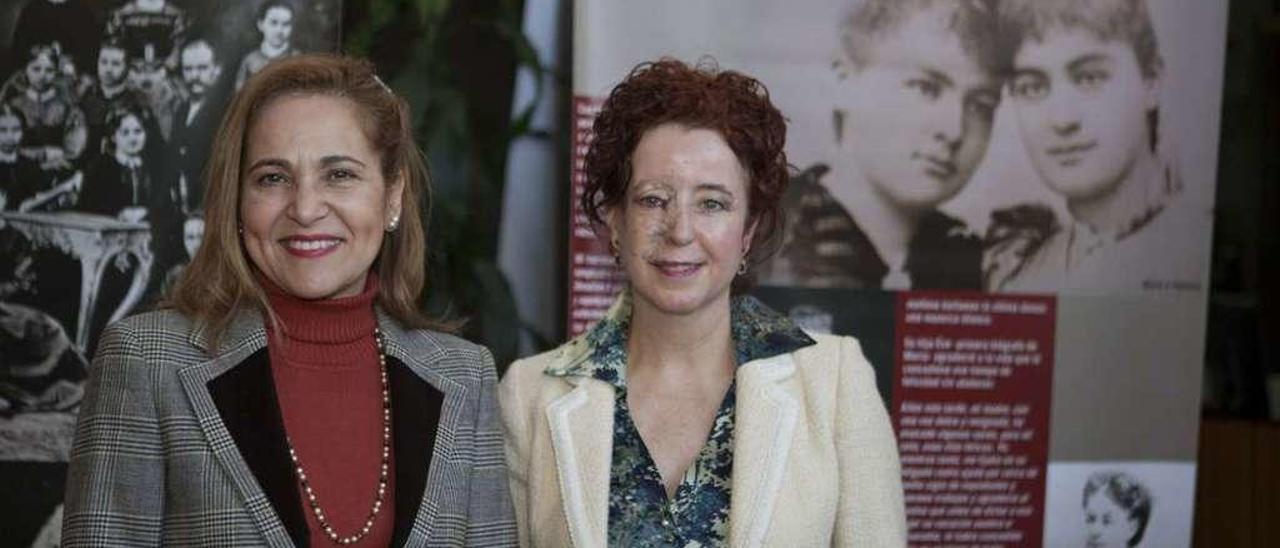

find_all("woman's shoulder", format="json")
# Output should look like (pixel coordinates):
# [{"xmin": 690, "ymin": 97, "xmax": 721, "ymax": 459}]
[
  {"xmin": 393, "ymin": 326, "xmax": 491, "ymax": 361},
  {"xmin": 786, "ymin": 333, "xmax": 876, "ymax": 379},
  {"xmin": 501, "ymin": 343, "xmax": 572, "ymax": 386},
  {"xmin": 93, "ymin": 308, "xmax": 200, "ymax": 362},
  {"xmin": 104, "ymin": 308, "xmax": 196, "ymax": 339}
]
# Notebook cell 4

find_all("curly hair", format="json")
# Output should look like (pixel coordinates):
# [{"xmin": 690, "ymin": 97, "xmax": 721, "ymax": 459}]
[
  {"xmin": 580, "ymin": 57, "xmax": 789, "ymax": 282},
  {"xmin": 1083, "ymin": 470, "xmax": 1153, "ymax": 546}
]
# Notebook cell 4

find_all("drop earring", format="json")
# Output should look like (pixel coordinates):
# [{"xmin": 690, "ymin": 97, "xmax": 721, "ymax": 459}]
[{"xmin": 386, "ymin": 214, "xmax": 400, "ymax": 232}]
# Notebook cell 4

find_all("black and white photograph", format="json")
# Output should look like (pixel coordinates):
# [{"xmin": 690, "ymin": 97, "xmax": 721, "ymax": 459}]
[
  {"xmin": 745, "ymin": 0, "xmax": 1220, "ymax": 296},
  {"xmin": 1041, "ymin": 462, "xmax": 1195, "ymax": 548},
  {"xmin": 0, "ymin": 1, "xmax": 341, "ymax": 545}
]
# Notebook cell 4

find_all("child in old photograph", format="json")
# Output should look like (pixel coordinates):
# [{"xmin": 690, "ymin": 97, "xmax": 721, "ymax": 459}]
[
  {"xmin": 986, "ymin": 0, "xmax": 1200, "ymax": 294},
  {"xmin": 235, "ymin": 1, "xmax": 299, "ymax": 89},
  {"xmin": 759, "ymin": 0, "xmax": 1006, "ymax": 291}
]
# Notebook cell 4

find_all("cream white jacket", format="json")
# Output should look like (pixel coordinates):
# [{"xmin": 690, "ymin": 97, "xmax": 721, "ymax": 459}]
[{"xmin": 499, "ymin": 332, "xmax": 906, "ymax": 547}]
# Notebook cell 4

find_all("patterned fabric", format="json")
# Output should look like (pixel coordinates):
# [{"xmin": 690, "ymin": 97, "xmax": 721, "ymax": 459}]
[
  {"xmin": 548, "ymin": 290, "xmax": 814, "ymax": 547},
  {"xmin": 757, "ymin": 163, "xmax": 984, "ymax": 290},
  {"xmin": 62, "ymin": 307, "xmax": 516, "ymax": 547}
]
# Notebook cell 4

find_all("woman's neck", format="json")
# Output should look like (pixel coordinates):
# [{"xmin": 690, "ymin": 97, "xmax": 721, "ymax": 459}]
[
  {"xmin": 260, "ymin": 40, "xmax": 290, "ymax": 59},
  {"xmin": 114, "ymin": 150, "xmax": 141, "ymax": 167},
  {"xmin": 1067, "ymin": 148, "xmax": 1163, "ymax": 236},
  {"xmin": 626, "ymin": 292, "xmax": 735, "ymax": 381},
  {"xmin": 262, "ymin": 272, "xmax": 379, "ymax": 345},
  {"xmin": 832, "ymin": 166, "xmax": 921, "ymax": 273}
]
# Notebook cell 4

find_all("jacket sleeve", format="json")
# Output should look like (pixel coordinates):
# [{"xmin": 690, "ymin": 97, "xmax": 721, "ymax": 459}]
[
  {"xmin": 61, "ymin": 322, "xmax": 165, "ymax": 547},
  {"xmin": 497, "ymin": 358, "xmax": 531, "ymax": 547},
  {"xmin": 833, "ymin": 336, "xmax": 907, "ymax": 547},
  {"xmin": 466, "ymin": 346, "xmax": 519, "ymax": 547}
]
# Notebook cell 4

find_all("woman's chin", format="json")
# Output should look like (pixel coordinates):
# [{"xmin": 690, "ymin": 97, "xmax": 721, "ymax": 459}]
[{"xmin": 632, "ymin": 286, "xmax": 728, "ymax": 318}]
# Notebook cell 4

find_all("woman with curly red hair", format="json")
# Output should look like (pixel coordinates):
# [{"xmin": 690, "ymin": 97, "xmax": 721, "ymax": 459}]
[{"xmin": 500, "ymin": 58, "xmax": 905, "ymax": 547}]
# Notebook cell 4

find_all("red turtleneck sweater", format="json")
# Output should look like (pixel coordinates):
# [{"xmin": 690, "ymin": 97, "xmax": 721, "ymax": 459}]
[{"xmin": 263, "ymin": 274, "xmax": 395, "ymax": 547}]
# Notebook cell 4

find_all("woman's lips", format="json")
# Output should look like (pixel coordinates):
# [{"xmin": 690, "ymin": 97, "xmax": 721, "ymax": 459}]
[
  {"xmin": 280, "ymin": 235, "xmax": 343, "ymax": 258},
  {"xmin": 651, "ymin": 260, "xmax": 703, "ymax": 278},
  {"xmin": 1047, "ymin": 141, "xmax": 1097, "ymax": 166}
]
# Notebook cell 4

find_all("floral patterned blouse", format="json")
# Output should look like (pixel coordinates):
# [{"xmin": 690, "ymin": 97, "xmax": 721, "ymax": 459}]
[{"xmin": 547, "ymin": 291, "xmax": 814, "ymax": 547}]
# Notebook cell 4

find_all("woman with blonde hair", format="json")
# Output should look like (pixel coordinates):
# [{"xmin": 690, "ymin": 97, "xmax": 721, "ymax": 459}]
[{"xmin": 63, "ymin": 54, "xmax": 515, "ymax": 546}]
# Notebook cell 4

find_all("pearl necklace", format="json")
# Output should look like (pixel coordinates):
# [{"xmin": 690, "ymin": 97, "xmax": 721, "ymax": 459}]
[{"xmin": 286, "ymin": 328, "xmax": 391, "ymax": 545}]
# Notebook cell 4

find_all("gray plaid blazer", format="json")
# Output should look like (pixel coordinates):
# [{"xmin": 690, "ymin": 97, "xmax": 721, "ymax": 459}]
[{"xmin": 62, "ymin": 307, "xmax": 516, "ymax": 547}]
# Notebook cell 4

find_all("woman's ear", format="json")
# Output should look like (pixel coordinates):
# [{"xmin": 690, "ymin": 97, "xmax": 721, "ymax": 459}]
[
  {"xmin": 1143, "ymin": 76, "xmax": 1161, "ymax": 112},
  {"xmin": 603, "ymin": 205, "xmax": 623, "ymax": 253},
  {"xmin": 742, "ymin": 215, "xmax": 759, "ymax": 256},
  {"xmin": 386, "ymin": 170, "xmax": 406, "ymax": 223}
]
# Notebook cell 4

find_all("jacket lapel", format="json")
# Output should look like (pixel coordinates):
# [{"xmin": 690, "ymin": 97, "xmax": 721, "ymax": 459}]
[
  {"xmin": 177, "ymin": 310, "xmax": 299, "ymax": 547},
  {"xmin": 177, "ymin": 309, "xmax": 450, "ymax": 547},
  {"xmin": 387, "ymin": 355, "xmax": 444, "ymax": 548},
  {"xmin": 729, "ymin": 354, "xmax": 800, "ymax": 548},
  {"xmin": 546, "ymin": 375, "xmax": 614, "ymax": 548},
  {"xmin": 376, "ymin": 313, "xmax": 463, "ymax": 547},
  {"xmin": 205, "ymin": 348, "xmax": 309, "ymax": 547}
]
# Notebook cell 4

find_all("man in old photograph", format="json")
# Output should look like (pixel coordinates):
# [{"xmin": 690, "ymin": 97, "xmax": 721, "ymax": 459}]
[
  {"xmin": 985, "ymin": 0, "xmax": 1200, "ymax": 294},
  {"xmin": 759, "ymin": 0, "xmax": 1006, "ymax": 291},
  {"xmin": 170, "ymin": 37, "xmax": 226, "ymax": 213}
]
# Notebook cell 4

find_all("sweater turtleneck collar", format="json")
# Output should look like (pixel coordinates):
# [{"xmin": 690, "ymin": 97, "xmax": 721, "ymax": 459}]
[{"xmin": 260, "ymin": 272, "xmax": 380, "ymax": 345}]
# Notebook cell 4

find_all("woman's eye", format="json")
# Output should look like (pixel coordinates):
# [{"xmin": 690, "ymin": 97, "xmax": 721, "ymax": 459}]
[
  {"xmin": 256, "ymin": 172, "xmax": 287, "ymax": 186},
  {"xmin": 907, "ymin": 79, "xmax": 942, "ymax": 100},
  {"xmin": 638, "ymin": 195, "xmax": 666, "ymax": 208},
  {"xmin": 700, "ymin": 198, "xmax": 727, "ymax": 212},
  {"xmin": 1010, "ymin": 77, "xmax": 1048, "ymax": 101},
  {"xmin": 328, "ymin": 168, "xmax": 357, "ymax": 181},
  {"xmin": 1074, "ymin": 70, "xmax": 1110, "ymax": 90}
]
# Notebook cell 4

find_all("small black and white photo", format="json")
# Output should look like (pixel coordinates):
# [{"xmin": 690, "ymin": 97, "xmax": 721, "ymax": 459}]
[{"xmin": 1042, "ymin": 462, "xmax": 1195, "ymax": 548}]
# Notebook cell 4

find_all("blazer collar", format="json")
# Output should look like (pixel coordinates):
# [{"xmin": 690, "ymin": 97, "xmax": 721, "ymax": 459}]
[
  {"xmin": 539, "ymin": 290, "xmax": 811, "ymax": 548},
  {"xmin": 179, "ymin": 307, "xmax": 452, "ymax": 547},
  {"xmin": 544, "ymin": 289, "xmax": 815, "ymax": 388},
  {"xmin": 728, "ymin": 353, "xmax": 801, "ymax": 548}
]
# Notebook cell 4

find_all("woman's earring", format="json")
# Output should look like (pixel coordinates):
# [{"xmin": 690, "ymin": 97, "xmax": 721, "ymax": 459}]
[
  {"xmin": 386, "ymin": 214, "xmax": 400, "ymax": 232},
  {"xmin": 737, "ymin": 258, "xmax": 749, "ymax": 276}
]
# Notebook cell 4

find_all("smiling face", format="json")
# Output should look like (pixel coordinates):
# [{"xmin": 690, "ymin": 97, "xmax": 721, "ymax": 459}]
[
  {"xmin": 838, "ymin": 3, "xmax": 1001, "ymax": 211},
  {"xmin": 1084, "ymin": 491, "xmax": 1139, "ymax": 548},
  {"xmin": 240, "ymin": 94, "xmax": 403, "ymax": 300},
  {"xmin": 259, "ymin": 6, "xmax": 294, "ymax": 49},
  {"xmin": 1009, "ymin": 27, "xmax": 1157, "ymax": 202},
  {"xmin": 111, "ymin": 114, "xmax": 146, "ymax": 157},
  {"xmin": 607, "ymin": 123, "xmax": 754, "ymax": 317}
]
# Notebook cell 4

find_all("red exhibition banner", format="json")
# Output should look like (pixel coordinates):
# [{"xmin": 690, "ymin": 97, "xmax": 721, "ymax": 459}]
[
  {"xmin": 893, "ymin": 291, "xmax": 1055, "ymax": 547},
  {"xmin": 566, "ymin": 95, "xmax": 622, "ymax": 336}
]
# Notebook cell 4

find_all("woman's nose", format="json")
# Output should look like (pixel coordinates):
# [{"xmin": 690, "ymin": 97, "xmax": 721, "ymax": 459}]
[
  {"xmin": 287, "ymin": 183, "xmax": 329, "ymax": 225},
  {"xmin": 663, "ymin": 206, "xmax": 694, "ymax": 245}
]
